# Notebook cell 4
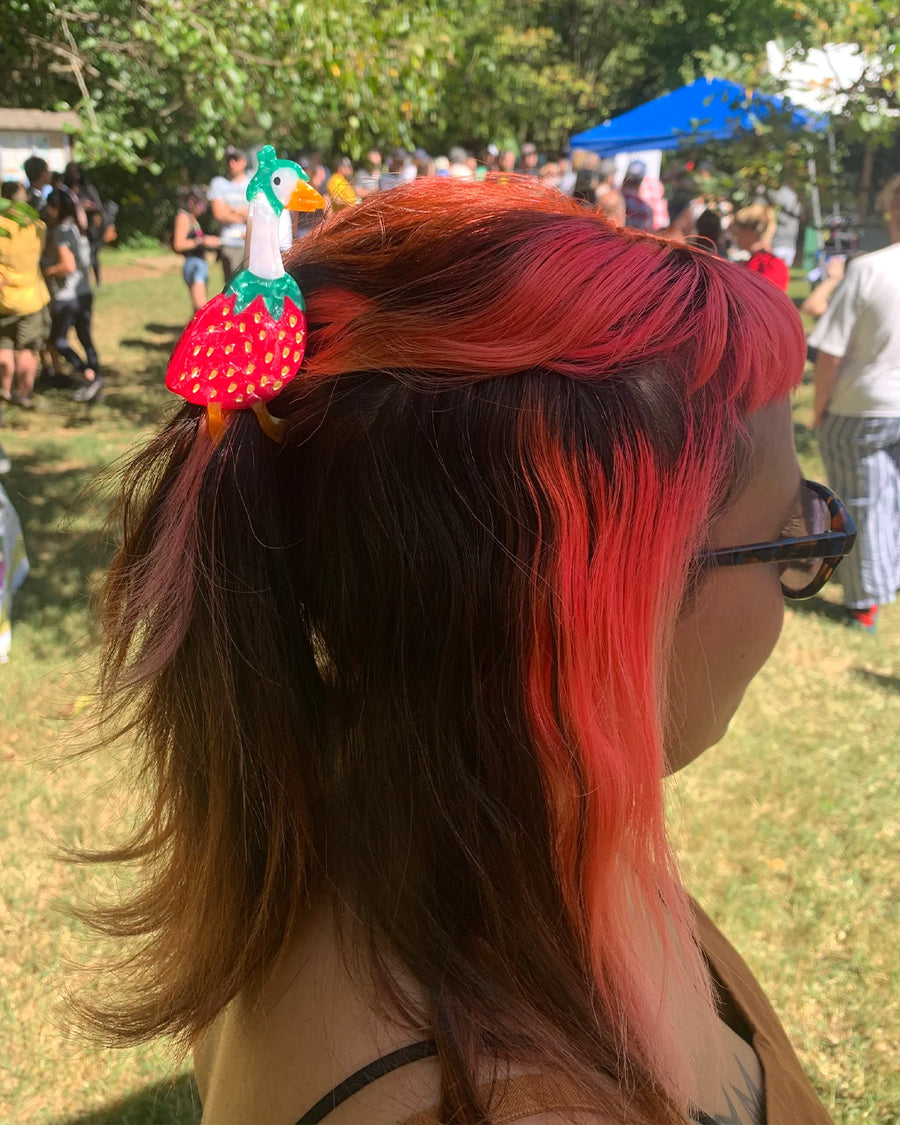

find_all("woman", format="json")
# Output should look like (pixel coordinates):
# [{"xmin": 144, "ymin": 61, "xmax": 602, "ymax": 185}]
[
  {"xmin": 731, "ymin": 203, "xmax": 789, "ymax": 291},
  {"xmin": 42, "ymin": 188, "xmax": 103, "ymax": 402},
  {"xmin": 687, "ymin": 209, "xmax": 727, "ymax": 257},
  {"xmin": 63, "ymin": 161, "xmax": 105, "ymax": 285},
  {"xmin": 171, "ymin": 186, "xmax": 221, "ymax": 315},
  {"xmin": 84, "ymin": 181, "xmax": 848, "ymax": 1124}
]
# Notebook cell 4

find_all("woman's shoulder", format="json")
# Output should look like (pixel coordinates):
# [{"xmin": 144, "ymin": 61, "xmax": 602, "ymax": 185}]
[{"xmin": 403, "ymin": 1073, "xmax": 632, "ymax": 1125}]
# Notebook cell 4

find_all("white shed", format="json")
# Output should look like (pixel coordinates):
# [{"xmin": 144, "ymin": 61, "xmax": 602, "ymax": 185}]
[{"xmin": 0, "ymin": 108, "xmax": 80, "ymax": 183}]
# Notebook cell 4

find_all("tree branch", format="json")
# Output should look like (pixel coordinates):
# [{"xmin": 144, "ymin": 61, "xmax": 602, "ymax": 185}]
[{"xmin": 58, "ymin": 12, "xmax": 98, "ymax": 128}]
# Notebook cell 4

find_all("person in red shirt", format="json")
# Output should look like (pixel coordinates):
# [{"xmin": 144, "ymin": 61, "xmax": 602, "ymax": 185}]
[{"xmin": 732, "ymin": 203, "xmax": 790, "ymax": 291}]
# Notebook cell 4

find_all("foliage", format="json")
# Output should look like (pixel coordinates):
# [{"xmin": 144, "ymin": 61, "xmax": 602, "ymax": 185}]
[
  {"xmin": 0, "ymin": 0, "xmax": 461, "ymax": 169},
  {"xmin": 433, "ymin": 0, "xmax": 811, "ymax": 154},
  {"xmin": 1, "ymin": 0, "xmax": 834, "ymax": 167},
  {"xmin": 1, "ymin": 0, "xmax": 894, "ymax": 231},
  {"xmin": 788, "ymin": 1, "xmax": 900, "ymax": 146},
  {"xmin": 0, "ymin": 198, "xmax": 41, "ymax": 235}
]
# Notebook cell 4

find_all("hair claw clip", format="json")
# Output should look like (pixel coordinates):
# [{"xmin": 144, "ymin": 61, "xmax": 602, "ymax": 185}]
[{"xmin": 165, "ymin": 146, "xmax": 325, "ymax": 443}]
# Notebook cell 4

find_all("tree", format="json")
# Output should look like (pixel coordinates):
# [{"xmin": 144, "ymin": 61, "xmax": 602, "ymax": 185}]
[{"xmin": 0, "ymin": 0, "xmax": 462, "ymax": 169}]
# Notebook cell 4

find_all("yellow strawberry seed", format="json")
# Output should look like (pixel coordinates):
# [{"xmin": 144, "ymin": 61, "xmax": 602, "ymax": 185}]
[
  {"xmin": 265, "ymin": 352, "xmax": 274, "ymax": 363},
  {"xmin": 281, "ymin": 365, "xmax": 290, "ymax": 376},
  {"xmin": 293, "ymin": 350, "xmax": 301, "ymax": 361},
  {"xmin": 227, "ymin": 382, "xmax": 238, "ymax": 393},
  {"xmin": 225, "ymin": 343, "xmax": 234, "ymax": 355},
  {"xmin": 254, "ymin": 312, "xmax": 262, "ymax": 324},
  {"xmin": 206, "ymin": 346, "xmax": 214, "ymax": 356},
  {"xmin": 192, "ymin": 382, "xmax": 200, "ymax": 394},
  {"xmin": 244, "ymin": 340, "xmax": 252, "ymax": 354},
  {"xmin": 278, "ymin": 330, "xmax": 286, "ymax": 340},
  {"xmin": 289, "ymin": 315, "xmax": 297, "ymax": 327},
  {"xmin": 246, "ymin": 383, "xmax": 255, "ymax": 395},
  {"xmin": 260, "ymin": 375, "xmax": 269, "ymax": 386},
  {"xmin": 274, "ymin": 379, "xmax": 283, "ymax": 390}
]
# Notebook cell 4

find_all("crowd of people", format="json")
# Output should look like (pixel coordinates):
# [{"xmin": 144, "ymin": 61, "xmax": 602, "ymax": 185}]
[
  {"xmin": 0, "ymin": 157, "xmax": 112, "ymax": 461},
  {"xmin": 181, "ymin": 143, "xmax": 801, "ymax": 305},
  {"xmin": 2, "ymin": 137, "xmax": 896, "ymax": 644}
]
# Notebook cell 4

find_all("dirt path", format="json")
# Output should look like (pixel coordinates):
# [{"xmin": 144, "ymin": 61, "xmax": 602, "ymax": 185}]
[{"xmin": 100, "ymin": 253, "xmax": 182, "ymax": 285}]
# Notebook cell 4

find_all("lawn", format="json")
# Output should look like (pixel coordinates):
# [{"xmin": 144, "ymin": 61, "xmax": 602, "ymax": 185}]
[{"xmin": 1, "ymin": 256, "xmax": 897, "ymax": 1125}]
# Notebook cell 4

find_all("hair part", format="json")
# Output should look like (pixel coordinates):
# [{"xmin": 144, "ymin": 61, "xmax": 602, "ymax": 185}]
[{"xmin": 81, "ymin": 180, "xmax": 805, "ymax": 1123}]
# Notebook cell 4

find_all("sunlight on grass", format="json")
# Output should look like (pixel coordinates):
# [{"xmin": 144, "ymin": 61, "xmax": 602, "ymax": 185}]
[{"xmin": 1, "ymin": 261, "xmax": 897, "ymax": 1123}]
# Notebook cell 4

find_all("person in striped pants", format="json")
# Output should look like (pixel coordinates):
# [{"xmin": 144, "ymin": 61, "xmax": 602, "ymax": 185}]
[{"xmin": 809, "ymin": 175, "xmax": 900, "ymax": 631}]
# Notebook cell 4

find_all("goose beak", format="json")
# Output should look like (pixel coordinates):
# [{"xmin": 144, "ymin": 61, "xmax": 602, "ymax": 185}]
[{"xmin": 287, "ymin": 179, "xmax": 325, "ymax": 212}]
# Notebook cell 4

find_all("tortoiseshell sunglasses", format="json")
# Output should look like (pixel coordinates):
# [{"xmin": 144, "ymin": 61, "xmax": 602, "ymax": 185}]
[{"xmin": 701, "ymin": 479, "xmax": 857, "ymax": 600}]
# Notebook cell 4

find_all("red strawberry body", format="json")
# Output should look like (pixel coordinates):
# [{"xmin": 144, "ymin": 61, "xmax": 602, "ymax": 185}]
[{"xmin": 166, "ymin": 293, "xmax": 307, "ymax": 408}]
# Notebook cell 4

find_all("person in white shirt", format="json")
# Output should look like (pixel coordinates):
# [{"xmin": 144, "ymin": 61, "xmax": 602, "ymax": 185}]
[
  {"xmin": 809, "ymin": 174, "xmax": 900, "ymax": 631},
  {"xmin": 209, "ymin": 145, "xmax": 251, "ymax": 287}
]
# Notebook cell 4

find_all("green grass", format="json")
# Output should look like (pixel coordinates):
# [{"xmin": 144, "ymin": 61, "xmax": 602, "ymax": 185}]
[{"xmin": 1, "ymin": 264, "xmax": 898, "ymax": 1124}]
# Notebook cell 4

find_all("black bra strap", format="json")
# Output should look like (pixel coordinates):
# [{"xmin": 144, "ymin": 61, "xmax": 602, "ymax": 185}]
[{"xmin": 295, "ymin": 1039, "xmax": 438, "ymax": 1124}]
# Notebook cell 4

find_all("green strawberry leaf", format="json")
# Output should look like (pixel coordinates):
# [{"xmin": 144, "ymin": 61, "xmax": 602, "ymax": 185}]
[{"xmin": 226, "ymin": 270, "xmax": 305, "ymax": 320}]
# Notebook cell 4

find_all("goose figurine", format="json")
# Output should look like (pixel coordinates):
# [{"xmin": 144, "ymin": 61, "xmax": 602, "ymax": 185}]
[{"xmin": 165, "ymin": 146, "xmax": 324, "ymax": 442}]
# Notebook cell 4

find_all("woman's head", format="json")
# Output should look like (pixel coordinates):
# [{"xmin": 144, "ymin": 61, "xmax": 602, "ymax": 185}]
[
  {"xmin": 177, "ymin": 185, "xmax": 207, "ymax": 215},
  {"xmin": 91, "ymin": 180, "xmax": 805, "ymax": 1121},
  {"xmin": 1, "ymin": 180, "xmax": 26, "ymax": 202},
  {"xmin": 44, "ymin": 188, "xmax": 79, "ymax": 226},
  {"xmin": 732, "ymin": 201, "xmax": 776, "ymax": 249},
  {"xmin": 63, "ymin": 161, "xmax": 84, "ymax": 188},
  {"xmin": 695, "ymin": 207, "xmax": 723, "ymax": 246}
]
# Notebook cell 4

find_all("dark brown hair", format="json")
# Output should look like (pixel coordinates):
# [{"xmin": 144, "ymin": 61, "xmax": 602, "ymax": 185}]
[{"xmin": 82, "ymin": 180, "xmax": 805, "ymax": 1123}]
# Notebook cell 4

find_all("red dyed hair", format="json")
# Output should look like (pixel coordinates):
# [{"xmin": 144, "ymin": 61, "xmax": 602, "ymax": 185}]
[{"xmin": 86, "ymin": 179, "xmax": 805, "ymax": 1123}]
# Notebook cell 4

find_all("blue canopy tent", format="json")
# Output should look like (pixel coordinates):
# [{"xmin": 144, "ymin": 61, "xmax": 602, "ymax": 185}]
[{"xmin": 569, "ymin": 76, "xmax": 823, "ymax": 155}]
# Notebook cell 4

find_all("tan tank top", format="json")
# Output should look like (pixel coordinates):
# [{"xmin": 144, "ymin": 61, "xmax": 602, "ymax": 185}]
[{"xmin": 404, "ymin": 902, "xmax": 834, "ymax": 1125}]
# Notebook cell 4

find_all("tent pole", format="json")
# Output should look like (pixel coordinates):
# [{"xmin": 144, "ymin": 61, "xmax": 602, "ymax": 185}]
[
  {"xmin": 808, "ymin": 154, "xmax": 824, "ymax": 251},
  {"xmin": 827, "ymin": 127, "xmax": 840, "ymax": 217}
]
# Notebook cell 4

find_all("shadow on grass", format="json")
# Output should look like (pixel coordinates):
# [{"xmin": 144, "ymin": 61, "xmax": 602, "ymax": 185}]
[
  {"xmin": 56, "ymin": 1073, "xmax": 201, "ymax": 1125},
  {"xmin": 119, "ymin": 338, "xmax": 180, "ymax": 352},
  {"xmin": 851, "ymin": 667, "xmax": 900, "ymax": 694},
  {"xmin": 98, "ymin": 371, "xmax": 176, "ymax": 432},
  {"xmin": 3, "ymin": 447, "xmax": 115, "ymax": 659},
  {"xmin": 787, "ymin": 596, "xmax": 848, "ymax": 625},
  {"xmin": 793, "ymin": 417, "xmax": 818, "ymax": 459}
]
